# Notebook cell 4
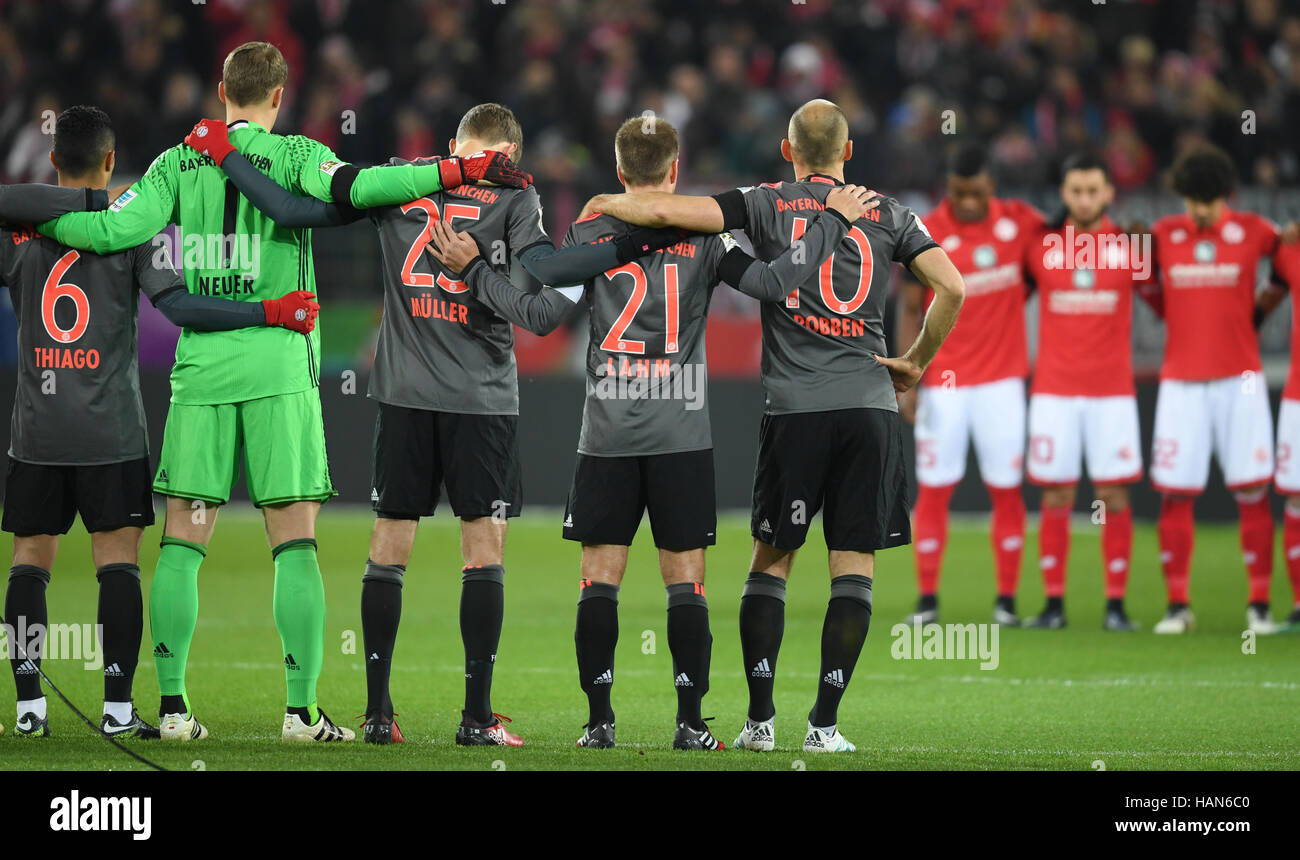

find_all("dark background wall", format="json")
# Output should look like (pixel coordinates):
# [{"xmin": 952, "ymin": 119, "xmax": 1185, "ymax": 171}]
[{"xmin": 0, "ymin": 371, "xmax": 1263, "ymax": 522}]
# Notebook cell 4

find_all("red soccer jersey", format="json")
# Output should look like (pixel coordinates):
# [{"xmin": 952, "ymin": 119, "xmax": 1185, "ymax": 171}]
[
  {"xmin": 1025, "ymin": 215, "xmax": 1136, "ymax": 397},
  {"xmin": 1151, "ymin": 207, "xmax": 1277, "ymax": 380},
  {"xmin": 1274, "ymin": 240, "xmax": 1300, "ymax": 401},
  {"xmin": 921, "ymin": 196, "xmax": 1043, "ymax": 387}
]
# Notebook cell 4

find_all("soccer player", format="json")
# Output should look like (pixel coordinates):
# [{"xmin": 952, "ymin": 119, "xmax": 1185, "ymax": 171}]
[
  {"xmin": 197, "ymin": 101, "xmax": 683, "ymax": 745},
  {"xmin": 1, "ymin": 106, "xmax": 315, "ymax": 737},
  {"xmin": 896, "ymin": 144, "xmax": 1044, "ymax": 627},
  {"xmin": 36, "ymin": 43, "xmax": 528, "ymax": 742},
  {"xmin": 1262, "ymin": 242, "xmax": 1300, "ymax": 629},
  {"xmin": 1143, "ymin": 146, "xmax": 1282, "ymax": 634},
  {"xmin": 1021, "ymin": 152, "xmax": 1144, "ymax": 631},
  {"xmin": 580, "ymin": 99, "xmax": 964, "ymax": 753},
  {"xmin": 432, "ymin": 115, "xmax": 874, "ymax": 750}
]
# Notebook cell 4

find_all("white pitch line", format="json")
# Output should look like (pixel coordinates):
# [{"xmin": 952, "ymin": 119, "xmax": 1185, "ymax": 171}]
[{"xmin": 160, "ymin": 661, "xmax": 1299, "ymax": 691}]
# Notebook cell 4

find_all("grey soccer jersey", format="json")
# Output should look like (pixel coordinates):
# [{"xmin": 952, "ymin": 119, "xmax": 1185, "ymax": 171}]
[
  {"xmin": 563, "ymin": 208, "xmax": 851, "ymax": 457},
  {"xmin": 731, "ymin": 176, "xmax": 938, "ymax": 414},
  {"xmin": 0, "ymin": 228, "xmax": 180, "ymax": 464},
  {"xmin": 366, "ymin": 157, "xmax": 550, "ymax": 415}
]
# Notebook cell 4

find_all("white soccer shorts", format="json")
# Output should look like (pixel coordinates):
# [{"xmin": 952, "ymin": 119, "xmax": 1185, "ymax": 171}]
[
  {"xmin": 1150, "ymin": 376, "xmax": 1274, "ymax": 494},
  {"xmin": 915, "ymin": 376, "xmax": 1025, "ymax": 489},
  {"xmin": 1275, "ymin": 398, "xmax": 1300, "ymax": 494},
  {"xmin": 1027, "ymin": 394, "xmax": 1143, "ymax": 486}
]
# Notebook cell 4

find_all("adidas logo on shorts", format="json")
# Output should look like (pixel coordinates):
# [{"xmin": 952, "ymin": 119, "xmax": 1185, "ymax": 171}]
[
  {"xmin": 563, "ymin": 514, "xmax": 574, "ymax": 528},
  {"xmin": 370, "ymin": 488, "xmax": 379, "ymax": 502},
  {"xmin": 759, "ymin": 519, "xmax": 772, "ymax": 534}
]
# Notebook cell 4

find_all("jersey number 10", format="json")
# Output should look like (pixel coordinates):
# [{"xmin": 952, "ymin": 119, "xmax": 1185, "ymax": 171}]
[{"xmin": 788, "ymin": 217, "xmax": 874, "ymax": 315}]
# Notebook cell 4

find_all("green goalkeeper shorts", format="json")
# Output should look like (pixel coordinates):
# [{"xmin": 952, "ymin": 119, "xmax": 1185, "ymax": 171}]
[{"xmin": 153, "ymin": 388, "xmax": 336, "ymax": 507}]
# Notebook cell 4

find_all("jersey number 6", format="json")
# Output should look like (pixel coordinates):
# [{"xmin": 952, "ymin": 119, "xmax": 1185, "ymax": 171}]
[{"xmin": 42, "ymin": 250, "xmax": 90, "ymax": 344}]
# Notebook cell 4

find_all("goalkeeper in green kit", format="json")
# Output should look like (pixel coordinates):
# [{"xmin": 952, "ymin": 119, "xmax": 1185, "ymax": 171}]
[{"xmin": 37, "ymin": 41, "xmax": 532, "ymax": 742}]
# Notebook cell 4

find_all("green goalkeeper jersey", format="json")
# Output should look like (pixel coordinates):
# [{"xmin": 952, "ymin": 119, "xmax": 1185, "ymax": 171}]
[{"xmin": 38, "ymin": 120, "xmax": 452, "ymax": 405}]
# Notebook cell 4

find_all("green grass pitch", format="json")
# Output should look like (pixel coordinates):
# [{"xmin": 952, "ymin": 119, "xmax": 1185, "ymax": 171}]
[{"xmin": 1, "ymin": 508, "xmax": 1297, "ymax": 771}]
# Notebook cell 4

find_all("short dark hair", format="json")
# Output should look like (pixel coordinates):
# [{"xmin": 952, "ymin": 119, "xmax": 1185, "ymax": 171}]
[
  {"xmin": 615, "ymin": 116, "xmax": 679, "ymax": 187},
  {"xmin": 222, "ymin": 41, "xmax": 289, "ymax": 107},
  {"xmin": 1060, "ymin": 150, "xmax": 1109, "ymax": 179},
  {"xmin": 787, "ymin": 100, "xmax": 848, "ymax": 170},
  {"xmin": 948, "ymin": 143, "xmax": 990, "ymax": 178},
  {"xmin": 456, "ymin": 103, "xmax": 524, "ymax": 163},
  {"xmin": 52, "ymin": 105, "xmax": 114, "ymax": 177},
  {"xmin": 1171, "ymin": 146, "xmax": 1236, "ymax": 202}
]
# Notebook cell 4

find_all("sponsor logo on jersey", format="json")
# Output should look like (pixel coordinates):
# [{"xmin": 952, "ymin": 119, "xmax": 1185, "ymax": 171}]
[
  {"xmin": 1194, "ymin": 240, "xmax": 1216, "ymax": 263},
  {"xmin": 1072, "ymin": 268, "xmax": 1095, "ymax": 289},
  {"xmin": 972, "ymin": 244, "xmax": 997, "ymax": 268},
  {"xmin": 993, "ymin": 216, "xmax": 1018, "ymax": 242},
  {"xmin": 108, "ymin": 189, "xmax": 137, "ymax": 213}
]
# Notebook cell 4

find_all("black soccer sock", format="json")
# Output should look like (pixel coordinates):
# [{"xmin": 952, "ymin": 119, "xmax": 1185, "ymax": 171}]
[
  {"xmin": 810, "ymin": 575, "xmax": 873, "ymax": 729},
  {"xmin": 96, "ymin": 563, "xmax": 142, "ymax": 704},
  {"xmin": 461, "ymin": 564, "xmax": 505, "ymax": 724},
  {"xmin": 361, "ymin": 560, "xmax": 405, "ymax": 717},
  {"xmin": 666, "ymin": 581, "xmax": 711, "ymax": 730},
  {"xmin": 739, "ymin": 572, "xmax": 786, "ymax": 722},
  {"xmin": 574, "ymin": 579, "xmax": 619, "ymax": 725},
  {"xmin": 6, "ymin": 565, "xmax": 50, "ymax": 701}
]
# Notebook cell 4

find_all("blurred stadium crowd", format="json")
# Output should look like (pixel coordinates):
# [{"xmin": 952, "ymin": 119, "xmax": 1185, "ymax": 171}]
[{"xmin": 0, "ymin": 0, "xmax": 1297, "ymax": 370}]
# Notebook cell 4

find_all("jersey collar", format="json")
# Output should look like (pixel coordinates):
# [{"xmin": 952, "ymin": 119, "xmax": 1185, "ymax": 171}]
[
  {"xmin": 799, "ymin": 172, "xmax": 843, "ymax": 186},
  {"xmin": 225, "ymin": 119, "xmax": 266, "ymax": 133}
]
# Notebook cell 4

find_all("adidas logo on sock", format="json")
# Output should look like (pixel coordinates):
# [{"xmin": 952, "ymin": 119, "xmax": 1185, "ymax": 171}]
[
  {"xmin": 368, "ymin": 652, "xmax": 380, "ymax": 661},
  {"xmin": 593, "ymin": 668, "xmax": 613, "ymax": 685},
  {"xmin": 153, "ymin": 642, "xmax": 172, "ymax": 657},
  {"xmin": 674, "ymin": 672, "xmax": 692, "ymax": 687},
  {"xmin": 16, "ymin": 659, "xmax": 37, "ymax": 674},
  {"xmin": 823, "ymin": 668, "xmax": 845, "ymax": 689},
  {"xmin": 759, "ymin": 519, "xmax": 773, "ymax": 533},
  {"xmin": 751, "ymin": 658, "xmax": 772, "ymax": 679},
  {"xmin": 104, "ymin": 663, "xmax": 123, "ymax": 677},
  {"xmin": 284, "ymin": 654, "xmax": 300, "ymax": 671},
  {"xmin": 563, "ymin": 514, "xmax": 574, "ymax": 528}
]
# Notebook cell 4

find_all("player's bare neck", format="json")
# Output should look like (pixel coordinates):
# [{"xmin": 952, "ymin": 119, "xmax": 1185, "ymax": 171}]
[
  {"xmin": 57, "ymin": 172, "xmax": 107, "ymax": 191},
  {"xmin": 623, "ymin": 182, "xmax": 673, "ymax": 195},
  {"xmin": 225, "ymin": 106, "xmax": 276, "ymax": 131}
]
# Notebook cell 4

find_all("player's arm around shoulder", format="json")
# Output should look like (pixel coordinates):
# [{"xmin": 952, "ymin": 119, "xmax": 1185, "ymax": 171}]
[
  {"xmin": 38, "ymin": 146, "xmax": 181, "ymax": 255},
  {"xmin": 579, "ymin": 190, "xmax": 727, "ymax": 233}
]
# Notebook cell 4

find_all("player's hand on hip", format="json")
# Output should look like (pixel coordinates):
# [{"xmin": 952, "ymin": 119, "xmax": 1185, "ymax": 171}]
[
  {"xmin": 428, "ymin": 220, "xmax": 483, "ymax": 275},
  {"xmin": 439, "ymin": 150, "xmax": 533, "ymax": 190},
  {"xmin": 873, "ymin": 353, "xmax": 924, "ymax": 395},
  {"xmin": 184, "ymin": 119, "xmax": 235, "ymax": 166},
  {"xmin": 825, "ymin": 185, "xmax": 879, "ymax": 222},
  {"xmin": 263, "ymin": 290, "xmax": 320, "ymax": 334}
]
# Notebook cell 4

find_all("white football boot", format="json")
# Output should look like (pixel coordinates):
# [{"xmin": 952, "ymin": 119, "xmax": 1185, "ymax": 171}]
[
  {"xmin": 803, "ymin": 722, "xmax": 856, "ymax": 753},
  {"xmin": 734, "ymin": 717, "xmax": 775, "ymax": 751},
  {"xmin": 282, "ymin": 709, "xmax": 355, "ymax": 742}
]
